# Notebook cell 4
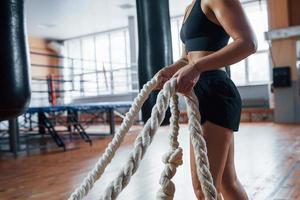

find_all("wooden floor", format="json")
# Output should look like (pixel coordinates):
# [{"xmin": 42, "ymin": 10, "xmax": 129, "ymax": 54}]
[{"xmin": 0, "ymin": 122, "xmax": 300, "ymax": 200}]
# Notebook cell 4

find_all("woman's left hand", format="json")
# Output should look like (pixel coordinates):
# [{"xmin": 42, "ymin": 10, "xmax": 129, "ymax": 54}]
[{"xmin": 172, "ymin": 63, "xmax": 200, "ymax": 95}]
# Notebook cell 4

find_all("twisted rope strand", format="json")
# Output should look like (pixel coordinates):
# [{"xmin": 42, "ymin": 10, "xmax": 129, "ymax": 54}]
[
  {"xmin": 100, "ymin": 79, "xmax": 177, "ymax": 200},
  {"xmin": 156, "ymin": 94, "xmax": 182, "ymax": 200},
  {"xmin": 185, "ymin": 93, "xmax": 217, "ymax": 200},
  {"xmin": 68, "ymin": 78, "xmax": 158, "ymax": 200}
]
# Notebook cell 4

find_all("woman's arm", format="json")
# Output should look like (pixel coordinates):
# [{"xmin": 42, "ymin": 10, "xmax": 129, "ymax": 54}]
[
  {"xmin": 155, "ymin": 45, "xmax": 189, "ymax": 89},
  {"xmin": 193, "ymin": 0, "xmax": 257, "ymax": 73},
  {"xmin": 173, "ymin": 0, "xmax": 257, "ymax": 94}
]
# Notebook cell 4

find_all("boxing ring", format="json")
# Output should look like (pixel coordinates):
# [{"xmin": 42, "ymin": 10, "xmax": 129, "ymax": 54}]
[
  {"xmin": 26, "ymin": 102, "xmax": 132, "ymax": 150},
  {"xmin": 0, "ymin": 102, "xmax": 132, "ymax": 153},
  {"xmin": 0, "ymin": 47, "xmax": 137, "ymax": 154}
]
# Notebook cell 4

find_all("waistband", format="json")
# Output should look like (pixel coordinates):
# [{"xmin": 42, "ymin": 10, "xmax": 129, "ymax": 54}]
[{"xmin": 199, "ymin": 69, "xmax": 229, "ymax": 79}]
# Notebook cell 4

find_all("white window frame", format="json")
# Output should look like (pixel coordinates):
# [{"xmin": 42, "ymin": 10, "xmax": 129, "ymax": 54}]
[{"xmin": 64, "ymin": 27, "xmax": 132, "ymax": 97}]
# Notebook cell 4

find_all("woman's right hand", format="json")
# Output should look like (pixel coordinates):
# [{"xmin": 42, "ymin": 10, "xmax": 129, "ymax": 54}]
[{"xmin": 154, "ymin": 66, "xmax": 178, "ymax": 90}]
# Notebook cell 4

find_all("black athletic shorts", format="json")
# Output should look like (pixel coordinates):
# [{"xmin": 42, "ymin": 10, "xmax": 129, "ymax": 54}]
[{"xmin": 194, "ymin": 69, "xmax": 242, "ymax": 132}]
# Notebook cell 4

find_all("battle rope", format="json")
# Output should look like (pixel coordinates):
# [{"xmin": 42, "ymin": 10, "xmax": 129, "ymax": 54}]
[
  {"xmin": 68, "ymin": 77, "xmax": 219, "ymax": 200},
  {"xmin": 156, "ymin": 93, "xmax": 182, "ymax": 200}
]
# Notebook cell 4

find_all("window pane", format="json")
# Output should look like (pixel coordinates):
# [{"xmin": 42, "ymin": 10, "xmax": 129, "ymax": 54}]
[
  {"xmin": 125, "ymin": 30, "xmax": 132, "ymax": 92},
  {"xmin": 178, "ymin": 18, "xmax": 183, "ymax": 56},
  {"xmin": 125, "ymin": 31, "xmax": 130, "ymax": 67},
  {"xmin": 171, "ymin": 20, "xmax": 180, "ymax": 61},
  {"xmin": 111, "ymin": 31, "xmax": 126, "ymax": 69},
  {"xmin": 65, "ymin": 39, "xmax": 82, "ymax": 99},
  {"xmin": 98, "ymin": 72, "xmax": 111, "ymax": 94},
  {"xmin": 96, "ymin": 35, "xmax": 110, "ymax": 64},
  {"xmin": 82, "ymin": 37, "xmax": 96, "ymax": 71},
  {"xmin": 96, "ymin": 35, "xmax": 111, "ymax": 94},
  {"xmin": 244, "ymin": 2, "xmax": 269, "ymax": 51},
  {"xmin": 82, "ymin": 37, "xmax": 97, "ymax": 96},
  {"xmin": 64, "ymin": 28, "xmax": 133, "ymax": 96},
  {"xmin": 113, "ymin": 69, "xmax": 128, "ymax": 93},
  {"xmin": 248, "ymin": 52, "xmax": 270, "ymax": 82},
  {"xmin": 230, "ymin": 60, "xmax": 246, "ymax": 85},
  {"xmin": 110, "ymin": 31, "xmax": 127, "ymax": 93}
]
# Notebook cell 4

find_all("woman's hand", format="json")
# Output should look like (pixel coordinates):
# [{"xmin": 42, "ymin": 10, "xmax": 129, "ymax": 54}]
[
  {"xmin": 155, "ymin": 66, "xmax": 179, "ymax": 90},
  {"xmin": 172, "ymin": 63, "xmax": 200, "ymax": 95}
]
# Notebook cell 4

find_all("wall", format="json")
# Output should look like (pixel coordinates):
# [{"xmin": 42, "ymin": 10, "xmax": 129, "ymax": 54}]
[
  {"xmin": 29, "ymin": 37, "xmax": 59, "ymax": 77},
  {"xmin": 267, "ymin": 0, "xmax": 300, "ymax": 80},
  {"xmin": 29, "ymin": 37, "xmax": 60, "ymax": 107},
  {"xmin": 267, "ymin": 0, "xmax": 300, "ymax": 123},
  {"xmin": 237, "ymin": 84, "xmax": 270, "ymax": 107},
  {"xmin": 289, "ymin": 0, "xmax": 300, "ymax": 26}
]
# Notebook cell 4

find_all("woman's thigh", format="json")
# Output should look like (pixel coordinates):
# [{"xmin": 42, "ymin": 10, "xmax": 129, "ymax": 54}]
[
  {"xmin": 222, "ymin": 136, "xmax": 237, "ymax": 185},
  {"xmin": 190, "ymin": 120, "xmax": 233, "ymax": 192}
]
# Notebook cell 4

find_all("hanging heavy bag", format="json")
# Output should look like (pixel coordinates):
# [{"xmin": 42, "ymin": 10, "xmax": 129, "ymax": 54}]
[{"xmin": 0, "ymin": 0, "xmax": 31, "ymax": 121}]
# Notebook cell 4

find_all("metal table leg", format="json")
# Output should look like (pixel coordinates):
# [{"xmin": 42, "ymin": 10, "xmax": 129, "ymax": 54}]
[
  {"xmin": 108, "ymin": 108, "xmax": 115, "ymax": 135},
  {"xmin": 9, "ymin": 118, "xmax": 20, "ymax": 157}
]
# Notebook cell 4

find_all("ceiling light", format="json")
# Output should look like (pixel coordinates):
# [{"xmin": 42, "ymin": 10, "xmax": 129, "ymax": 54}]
[
  {"xmin": 37, "ymin": 24, "xmax": 56, "ymax": 29},
  {"xmin": 118, "ymin": 3, "xmax": 135, "ymax": 9}
]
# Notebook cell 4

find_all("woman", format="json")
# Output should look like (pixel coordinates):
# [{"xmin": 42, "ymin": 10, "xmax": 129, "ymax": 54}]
[{"xmin": 156, "ymin": 0, "xmax": 257, "ymax": 199}]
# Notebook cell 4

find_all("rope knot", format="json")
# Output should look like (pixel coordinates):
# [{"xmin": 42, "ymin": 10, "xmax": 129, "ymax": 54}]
[{"xmin": 162, "ymin": 148, "xmax": 183, "ymax": 166}]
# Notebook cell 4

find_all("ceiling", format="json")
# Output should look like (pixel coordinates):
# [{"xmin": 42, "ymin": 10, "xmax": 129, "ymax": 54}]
[{"xmin": 25, "ymin": 0, "xmax": 191, "ymax": 40}]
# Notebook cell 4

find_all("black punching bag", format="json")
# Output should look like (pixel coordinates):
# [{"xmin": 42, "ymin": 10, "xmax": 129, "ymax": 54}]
[
  {"xmin": 136, "ymin": 0, "xmax": 173, "ymax": 124},
  {"xmin": 0, "ymin": 0, "xmax": 31, "ymax": 121}
]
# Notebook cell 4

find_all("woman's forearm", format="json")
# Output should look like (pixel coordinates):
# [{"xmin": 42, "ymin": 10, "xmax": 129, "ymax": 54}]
[
  {"xmin": 194, "ymin": 38, "xmax": 257, "ymax": 73},
  {"xmin": 165, "ymin": 57, "xmax": 189, "ymax": 73}
]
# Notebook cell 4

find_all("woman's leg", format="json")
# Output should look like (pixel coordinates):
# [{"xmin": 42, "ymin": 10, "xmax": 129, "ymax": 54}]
[
  {"xmin": 190, "ymin": 121, "xmax": 233, "ymax": 199},
  {"xmin": 220, "ymin": 136, "xmax": 249, "ymax": 200}
]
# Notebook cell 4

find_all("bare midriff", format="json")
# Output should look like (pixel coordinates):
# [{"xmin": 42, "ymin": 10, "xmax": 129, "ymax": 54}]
[{"xmin": 187, "ymin": 50, "xmax": 226, "ymax": 72}]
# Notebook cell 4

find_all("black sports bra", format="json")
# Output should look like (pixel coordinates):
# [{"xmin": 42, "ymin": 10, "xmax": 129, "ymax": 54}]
[{"xmin": 180, "ymin": 0, "xmax": 230, "ymax": 52}]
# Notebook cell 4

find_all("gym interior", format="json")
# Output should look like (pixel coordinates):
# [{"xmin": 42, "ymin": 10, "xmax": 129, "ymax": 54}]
[{"xmin": 0, "ymin": 0, "xmax": 300, "ymax": 199}]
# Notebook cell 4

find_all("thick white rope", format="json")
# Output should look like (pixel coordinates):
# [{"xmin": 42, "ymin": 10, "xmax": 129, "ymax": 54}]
[
  {"xmin": 185, "ymin": 94, "xmax": 217, "ymax": 200},
  {"xmin": 100, "ymin": 78, "xmax": 177, "ymax": 200},
  {"xmin": 68, "ymin": 78, "xmax": 158, "ymax": 200},
  {"xmin": 68, "ymin": 77, "xmax": 218, "ymax": 200},
  {"xmin": 156, "ymin": 94, "xmax": 183, "ymax": 200}
]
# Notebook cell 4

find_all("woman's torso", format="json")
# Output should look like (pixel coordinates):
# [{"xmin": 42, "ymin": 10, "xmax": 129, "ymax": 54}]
[{"xmin": 180, "ymin": 0, "xmax": 230, "ymax": 72}]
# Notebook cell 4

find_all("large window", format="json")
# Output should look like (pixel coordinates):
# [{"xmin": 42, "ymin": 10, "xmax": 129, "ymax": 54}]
[
  {"xmin": 64, "ymin": 28, "xmax": 131, "ymax": 101},
  {"xmin": 230, "ymin": 1, "xmax": 270, "ymax": 85},
  {"xmin": 171, "ymin": 18, "xmax": 183, "ymax": 62},
  {"xmin": 171, "ymin": 0, "xmax": 270, "ymax": 85}
]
